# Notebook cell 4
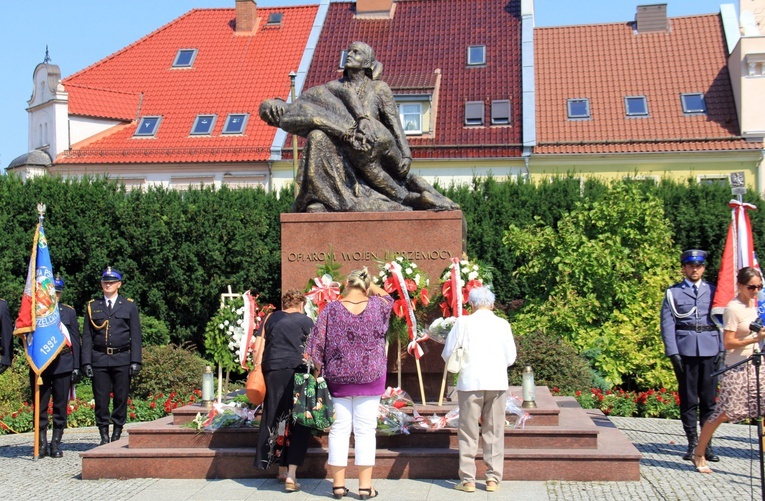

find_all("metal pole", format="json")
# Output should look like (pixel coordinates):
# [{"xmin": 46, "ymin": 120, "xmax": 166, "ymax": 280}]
[{"xmin": 289, "ymin": 71, "xmax": 298, "ymax": 199}]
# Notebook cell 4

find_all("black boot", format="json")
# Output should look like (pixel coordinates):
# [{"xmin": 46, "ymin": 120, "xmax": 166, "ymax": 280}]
[
  {"xmin": 98, "ymin": 426, "xmax": 110, "ymax": 445},
  {"xmin": 111, "ymin": 425, "xmax": 123, "ymax": 442},
  {"xmin": 50, "ymin": 429, "xmax": 64, "ymax": 458},
  {"xmin": 705, "ymin": 439, "xmax": 720, "ymax": 462},
  {"xmin": 37, "ymin": 432, "xmax": 48, "ymax": 459},
  {"xmin": 682, "ymin": 432, "xmax": 698, "ymax": 461}
]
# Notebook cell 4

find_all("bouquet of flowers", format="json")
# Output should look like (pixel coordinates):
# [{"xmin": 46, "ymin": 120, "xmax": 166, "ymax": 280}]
[
  {"xmin": 438, "ymin": 257, "xmax": 493, "ymax": 318},
  {"xmin": 380, "ymin": 387, "xmax": 414, "ymax": 409},
  {"xmin": 505, "ymin": 394, "xmax": 531, "ymax": 429},
  {"xmin": 425, "ymin": 316, "xmax": 457, "ymax": 344},
  {"xmin": 304, "ymin": 250, "xmax": 344, "ymax": 320},
  {"xmin": 417, "ymin": 407, "xmax": 460, "ymax": 430},
  {"xmin": 189, "ymin": 402, "xmax": 259, "ymax": 431},
  {"xmin": 377, "ymin": 403, "xmax": 415, "ymax": 435}
]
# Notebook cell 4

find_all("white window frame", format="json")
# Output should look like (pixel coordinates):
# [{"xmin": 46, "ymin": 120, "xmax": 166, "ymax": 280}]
[
  {"xmin": 222, "ymin": 114, "xmax": 249, "ymax": 135},
  {"xmin": 681, "ymin": 93, "xmax": 707, "ymax": 115},
  {"xmin": 399, "ymin": 103, "xmax": 423, "ymax": 134},
  {"xmin": 467, "ymin": 45, "xmax": 486, "ymax": 66},
  {"xmin": 625, "ymin": 96, "xmax": 649, "ymax": 117}
]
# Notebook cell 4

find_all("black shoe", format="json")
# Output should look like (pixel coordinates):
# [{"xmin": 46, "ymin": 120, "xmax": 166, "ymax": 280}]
[
  {"xmin": 111, "ymin": 426, "xmax": 123, "ymax": 442},
  {"xmin": 682, "ymin": 442, "xmax": 696, "ymax": 461},
  {"xmin": 37, "ymin": 434, "xmax": 48, "ymax": 459},
  {"xmin": 705, "ymin": 444, "xmax": 720, "ymax": 462},
  {"xmin": 50, "ymin": 429, "xmax": 64, "ymax": 458},
  {"xmin": 98, "ymin": 426, "xmax": 110, "ymax": 445}
]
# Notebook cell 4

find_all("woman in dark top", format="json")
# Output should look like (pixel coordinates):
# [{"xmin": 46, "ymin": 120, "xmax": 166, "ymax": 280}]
[{"xmin": 254, "ymin": 290, "xmax": 314, "ymax": 492}]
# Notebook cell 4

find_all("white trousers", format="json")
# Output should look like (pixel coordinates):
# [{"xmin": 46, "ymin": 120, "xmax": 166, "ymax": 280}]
[{"xmin": 328, "ymin": 395, "xmax": 380, "ymax": 467}]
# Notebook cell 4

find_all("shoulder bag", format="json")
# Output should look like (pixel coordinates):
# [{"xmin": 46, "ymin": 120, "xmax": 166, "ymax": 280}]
[
  {"xmin": 446, "ymin": 317, "xmax": 466, "ymax": 373},
  {"xmin": 246, "ymin": 313, "xmax": 271, "ymax": 406}
]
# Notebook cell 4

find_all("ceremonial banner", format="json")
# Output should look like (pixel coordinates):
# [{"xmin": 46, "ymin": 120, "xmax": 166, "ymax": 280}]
[
  {"xmin": 711, "ymin": 200, "xmax": 759, "ymax": 326},
  {"xmin": 13, "ymin": 217, "xmax": 68, "ymax": 374}
]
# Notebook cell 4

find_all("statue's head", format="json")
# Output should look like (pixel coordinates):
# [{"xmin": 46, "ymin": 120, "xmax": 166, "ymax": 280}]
[{"xmin": 343, "ymin": 41, "xmax": 377, "ymax": 80}]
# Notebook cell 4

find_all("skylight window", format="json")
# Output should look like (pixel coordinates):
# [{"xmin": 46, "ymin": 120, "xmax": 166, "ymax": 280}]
[
  {"xmin": 467, "ymin": 45, "xmax": 486, "ymax": 66},
  {"xmin": 491, "ymin": 100, "xmax": 511, "ymax": 125},
  {"xmin": 173, "ymin": 49, "xmax": 198, "ymax": 68},
  {"xmin": 567, "ymin": 99, "xmax": 591, "ymax": 120},
  {"xmin": 625, "ymin": 96, "xmax": 648, "ymax": 117},
  {"xmin": 681, "ymin": 93, "xmax": 707, "ymax": 115},
  {"xmin": 465, "ymin": 101, "xmax": 484, "ymax": 126},
  {"xmin": 191, "ymin": 115, "xmax": 217, "ymax": 135},
  {"xmin": 134, "ymin": 116, "xmax": 161, "ymax": 137},
  {"xmin": 267, "ymin": 13, "xmax": 283, "ymax": 26},
  {"xmin": 222, "ymin": 114, "xmax": 248, "ymax": 135}
]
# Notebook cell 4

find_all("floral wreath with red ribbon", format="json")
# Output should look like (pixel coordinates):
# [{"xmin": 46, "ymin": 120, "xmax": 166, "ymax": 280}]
[
  {"xmin": 375, "ymin": 256, "xmax": 431, "ymax": 359},
  {"xmin": 438, "ymin": 257, "xmax": 492, "ymax": 318}
]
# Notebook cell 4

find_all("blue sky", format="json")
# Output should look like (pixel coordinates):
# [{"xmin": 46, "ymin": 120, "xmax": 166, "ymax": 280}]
[{"xmin": 0, "ymin": 0, "xmax": 733, "ymax": 169}]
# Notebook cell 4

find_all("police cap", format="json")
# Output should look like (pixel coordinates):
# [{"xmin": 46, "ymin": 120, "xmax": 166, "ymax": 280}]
[
  {"xmin": 101, "ymin": 266, "xmax": 123, "ymax": 282},
  {"xmin": 680, "ymin": 249, "xmax": 707, "ymax": 265}
]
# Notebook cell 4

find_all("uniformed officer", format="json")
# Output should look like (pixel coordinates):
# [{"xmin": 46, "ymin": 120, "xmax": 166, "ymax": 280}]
[
  {"xmin": 30, "ymin": 275, "xmax": 81, "ymax": 458},
  {"xmin": 81, "ymin": 267, "xmax": 142, "ymax": 445},
  {"xmin": 0, "ymin": 297, "xmax": 12, "ymax": 374},
  {"xmin": 660, "ymin": 249, "xmax": 723, "ymax": 462}
]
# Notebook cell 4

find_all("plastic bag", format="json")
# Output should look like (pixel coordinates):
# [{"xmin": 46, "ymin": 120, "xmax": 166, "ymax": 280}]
[
  {"xmin": 505, "ymin": 394, "xmax": 531, "ymax": 429},
  {"xmin": 201, "ymin": 402, "xmax": 258, "ymax": 431},
  {"xmin": 426, "ymin": 316, "xmax": 457, "ymax": 344},
  {"xmin": 377, "ymin": 403, "xmax": 415, "ymax": 435}
]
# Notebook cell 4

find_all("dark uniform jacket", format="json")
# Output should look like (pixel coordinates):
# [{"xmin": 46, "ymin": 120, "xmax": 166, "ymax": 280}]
[
  {"xmin": 82, "ymin": 296, "xmax": 142, "ymax": 368},
  {"xmin": 43, "ymin": 304, "xmax": 81, "ymax": 375},
  {"xmin": 0, "ymin": 299, "xmax": 12, "ymax": 367},
  {"xmin": 660, "ymin": 280, "xmax": 723, "ymax": 358}
]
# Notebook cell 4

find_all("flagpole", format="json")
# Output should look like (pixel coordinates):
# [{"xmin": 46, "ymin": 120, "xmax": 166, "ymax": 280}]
[{"xmin": 33, "ymin": 375, "xmax": 41, "ymax": 461}]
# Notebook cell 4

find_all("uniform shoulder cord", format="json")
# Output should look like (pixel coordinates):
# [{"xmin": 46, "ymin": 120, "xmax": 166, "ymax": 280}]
[{"xmin": 88, "ymin": 300, "xmax": 109, "ymax": 330}]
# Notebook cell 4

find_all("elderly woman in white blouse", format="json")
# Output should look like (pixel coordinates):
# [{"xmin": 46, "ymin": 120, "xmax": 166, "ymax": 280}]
[{"xmin": 441, "ymin": 286, "xmax": 517, "ymax": 493}]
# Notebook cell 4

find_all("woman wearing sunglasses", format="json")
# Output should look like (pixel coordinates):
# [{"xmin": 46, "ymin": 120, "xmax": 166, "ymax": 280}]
[{"xmin": 693, "ymin": 267, "xmax": 765, "ymax": 473}]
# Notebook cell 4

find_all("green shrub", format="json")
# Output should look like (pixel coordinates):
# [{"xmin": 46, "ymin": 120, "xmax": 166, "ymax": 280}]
[
  {"xmin": 140, "ymin": 313, "xmax": 171, "ymax": 346},
  {"xmin": 0, "ymin": 354, "xmax": 30, "ymax": 416},
  {"xmin": 131, "ymin": 344, "xmax": 208, "ymax": 399},
  {"xmin": 507, "ymin": 329, "xmax": 593, "ymax": 394}
]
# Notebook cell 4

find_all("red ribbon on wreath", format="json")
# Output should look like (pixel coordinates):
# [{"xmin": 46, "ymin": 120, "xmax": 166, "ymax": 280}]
[
  {"xmin": 306, "ymin": 274, "xmax": 341, "ymax": 314},
  {"xmin": 387, "ymin": 261, "xmax": 428, "ymax": 359}
]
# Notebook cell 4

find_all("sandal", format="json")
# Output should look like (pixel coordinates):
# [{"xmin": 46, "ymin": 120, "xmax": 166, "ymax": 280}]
[
  {"xmin": 284, "ymin": 478, "xmax": 301, "ymax": 492},
  {"xmin": 486, "ymin": 480, "xmax": 500, "ymax": 492},
  {"xmin": 332, "ymin": 486, "xmax": 349, "ymax": 499},
  {"xmin": 454, "ymin": 481, "xmax": 476, "ymax": 492},
  {"xmin": 277, "ymin": 473, "xmax": 288, "ymax": 484},
  {"xmin": 359, "ymin": 487, "xmax": 379, "ymax": 500},
  {"xmin": 692, "ymin": 454, "xmax": 713, "ymax": 474}
]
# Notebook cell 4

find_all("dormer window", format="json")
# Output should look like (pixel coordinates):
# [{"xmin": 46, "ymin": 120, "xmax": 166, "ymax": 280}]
[
  {"xmin": 625, "ymin": 96, "xmax": 648, "ymax": 117},
  {"xmin": 267, "ymin": 13, "xmax": 283, "ymax": 26},
  {"xmin": 491, "ymin": 100, "xmax": 511, "ymax": 125},
  {"xmin": 191, "ymin": 115, "xmax": 217, "ymax": 136},
  {"xmin": 134, "ymin": 116, "xmax": 161, "ymax": 137},
  {"xmin": 681, "ymin": 93, "xmax": 707, "ymax": 115},
  {"xmin": 567, "ymin": 98, "xmax": 591, "ymax": 120},
  {"xmin": 222, "ymin": 114, "xmax": 248, "ymax": 135},
  {"xmin": 173, "ymin": 49, "xmax": 197, "ymax": 68},
  {"xmin": 467, "ymin": 45, "xmax": 486, "ymax": 66},
  {"xmin": 465, "ymin": 101, "xmax": 484, "ymax": 126}
]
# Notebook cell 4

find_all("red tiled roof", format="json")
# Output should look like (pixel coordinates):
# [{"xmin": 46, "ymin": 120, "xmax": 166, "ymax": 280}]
[
  {"xmin": 66, "ymin": 84, "xmax": 142, "ymax": 121},
  {"xmin": 57, "ymin": 6, "xmax": 318, "ymax": 164},
  {"xmin": 299, "ymin": 0, "xmax": 523, "ymax": 159},
  {"xmin": 534, "ymin": 14, "xmax": 763, "ymax": 155}
]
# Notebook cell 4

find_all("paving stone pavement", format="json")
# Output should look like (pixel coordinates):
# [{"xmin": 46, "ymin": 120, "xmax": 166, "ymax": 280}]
[{"xmin": 1, "ymin": 417, "xmax": 764, "ymax": 500}]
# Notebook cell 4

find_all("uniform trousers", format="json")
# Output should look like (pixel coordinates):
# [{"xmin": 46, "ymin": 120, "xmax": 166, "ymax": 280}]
[
  {"xmin": 676, "ymin": 355, "xmax": 717, "ymax": 435},
  {"xmin": 457, "ymin": 390, "xmax": 506, "ymax": 484},
  {"xmin": 29, "ymin": 370, "xmax": 72, "ymax": 430},
  {"xmin": 92, "ymin": 365, "xmax": 130, "ymax": 427},
  {"xmin": 328, "ymin": 395, "xmax": 380, "ymax": 466}
]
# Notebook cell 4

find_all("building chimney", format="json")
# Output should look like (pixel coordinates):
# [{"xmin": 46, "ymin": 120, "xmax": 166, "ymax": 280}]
[
  {"xmin": 635, "ymin": 4, "xmax": 668, "ymax": 33},
  {"xmin": 356, "ymin": 0, "xmax": 395, "ymax": 19},
  {"xmin": 236, "ymin": 0, "xmax": 258, "ymax": 33}
]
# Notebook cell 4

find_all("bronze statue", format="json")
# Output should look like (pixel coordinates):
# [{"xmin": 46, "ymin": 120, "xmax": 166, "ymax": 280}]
[{"xmin": 260, "ymin": 42, "xmax": 459, "ymax": 213}]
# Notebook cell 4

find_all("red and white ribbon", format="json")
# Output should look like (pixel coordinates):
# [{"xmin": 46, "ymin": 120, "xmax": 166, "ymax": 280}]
[
  {"xmin": 239, "ymin": 291, "xmax": 257, "ymax": 369},
  {"xmin": 306, "ymin": 274, "xmax": 341, "ymax": 313},
  {"xmin": 388, "ymin": 261, "xmax": 429, "ymax": 359}
]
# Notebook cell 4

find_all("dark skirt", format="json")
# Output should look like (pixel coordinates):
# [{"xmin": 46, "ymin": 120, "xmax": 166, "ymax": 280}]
[{"xmin": 254, "ymin": 367, "xmax": 313, "ymax": 470}]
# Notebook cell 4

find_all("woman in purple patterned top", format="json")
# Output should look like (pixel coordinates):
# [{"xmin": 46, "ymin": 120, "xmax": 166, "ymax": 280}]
[{"xmin": 305, "ymin": 267, "xmax": 392, "ymax": 500}]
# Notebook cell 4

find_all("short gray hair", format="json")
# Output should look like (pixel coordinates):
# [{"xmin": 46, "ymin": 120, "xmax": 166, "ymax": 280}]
[{"xmin": 468, "ymin": 286, "xmax": 495, "ymax": 308}]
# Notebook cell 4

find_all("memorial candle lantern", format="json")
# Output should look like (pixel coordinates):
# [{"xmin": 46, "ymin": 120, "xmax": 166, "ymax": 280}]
[
  {"xmin": 521, "ymin": 365, "xmax": 537, "ymax": 409},
  {"xmin": 202, "ymin": 365, "xmax": 214, "ymax": 408}
]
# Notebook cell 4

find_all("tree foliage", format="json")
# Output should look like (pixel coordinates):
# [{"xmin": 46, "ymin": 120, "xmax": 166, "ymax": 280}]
[{"xmin": 503, "ymin": 183, "xmax": 678, "ymax": 389}]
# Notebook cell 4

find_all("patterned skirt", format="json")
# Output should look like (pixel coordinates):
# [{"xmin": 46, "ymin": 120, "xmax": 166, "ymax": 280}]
[{"xmin": 710, "ymin": 363, "xmax": 765, "ymax": 423}]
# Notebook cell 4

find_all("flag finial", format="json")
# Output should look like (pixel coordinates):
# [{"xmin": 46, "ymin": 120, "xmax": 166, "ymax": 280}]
[{"xmin": 36, "ymin": 203, "xmax": 46, "ymax": 223}]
